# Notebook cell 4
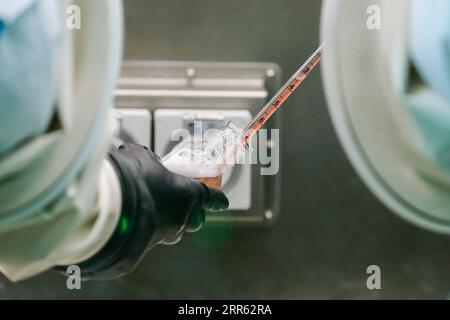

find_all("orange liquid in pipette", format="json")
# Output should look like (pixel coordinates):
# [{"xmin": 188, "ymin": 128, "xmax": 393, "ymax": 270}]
[
  {"xmin": 242, "ymin": 44, "xmax": 324, "ymax": 143},
  {"xmin": 243, "ymin": 73, "xmax": 308, "ymax": 143},
  {"xmin": 195, "ymin": 175, "xmax": 223, "ymax": 189}
]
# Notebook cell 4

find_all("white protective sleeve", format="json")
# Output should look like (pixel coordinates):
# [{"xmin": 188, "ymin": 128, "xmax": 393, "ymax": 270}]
[
  {"xmin": 0, "ymin": 111, "xmax": 122, "ymax": 281},
  {"xmin": 0, "ymin": 0, "xmax": 124, "ymax": 281}
]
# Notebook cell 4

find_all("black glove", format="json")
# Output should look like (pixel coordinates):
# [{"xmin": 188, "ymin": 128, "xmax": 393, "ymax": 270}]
[{"xmin": 75, "ymin": 144, "xmax": 229, "ymax": 280}]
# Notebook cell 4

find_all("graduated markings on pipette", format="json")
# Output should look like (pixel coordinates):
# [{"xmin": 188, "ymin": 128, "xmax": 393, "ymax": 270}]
[{"xmin": 242, "ymin": 44, "xmax": 324, "ymax": 143}]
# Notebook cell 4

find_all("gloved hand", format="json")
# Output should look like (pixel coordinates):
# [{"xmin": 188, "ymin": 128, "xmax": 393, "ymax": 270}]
[
  {"xmin": 77, "ymin": 144, "xmax": 229, "ymax": 280},
  {"xmin": 112, "ymin": 143, "xmax": 229, "ymax": 245}
]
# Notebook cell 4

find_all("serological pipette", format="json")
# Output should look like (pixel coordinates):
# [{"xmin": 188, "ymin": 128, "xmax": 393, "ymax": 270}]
[{"xmin": 242, "ymin": 43, "xmax": 324, "ymax": 143}]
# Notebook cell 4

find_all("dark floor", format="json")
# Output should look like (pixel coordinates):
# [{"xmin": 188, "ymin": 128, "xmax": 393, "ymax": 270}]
[{"xmin": 1, "ymin": 0, "xmax": 449, "ymax": 299}]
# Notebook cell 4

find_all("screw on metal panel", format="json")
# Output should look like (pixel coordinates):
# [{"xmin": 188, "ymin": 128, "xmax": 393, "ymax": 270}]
[
  {"xmin": 186, "ymin": 68, "xmax": 196, "ymax": 87},
  {"xmin": 266, "ymin": 69, "xmax": 276, "ymax": 78},
  {"xmin": 265, "ymin": 210, "xmax": 273, "ymax": 220},
  {"xmin": 186, "ymin": 68, "xmax": 196, "ymax": 78}
]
